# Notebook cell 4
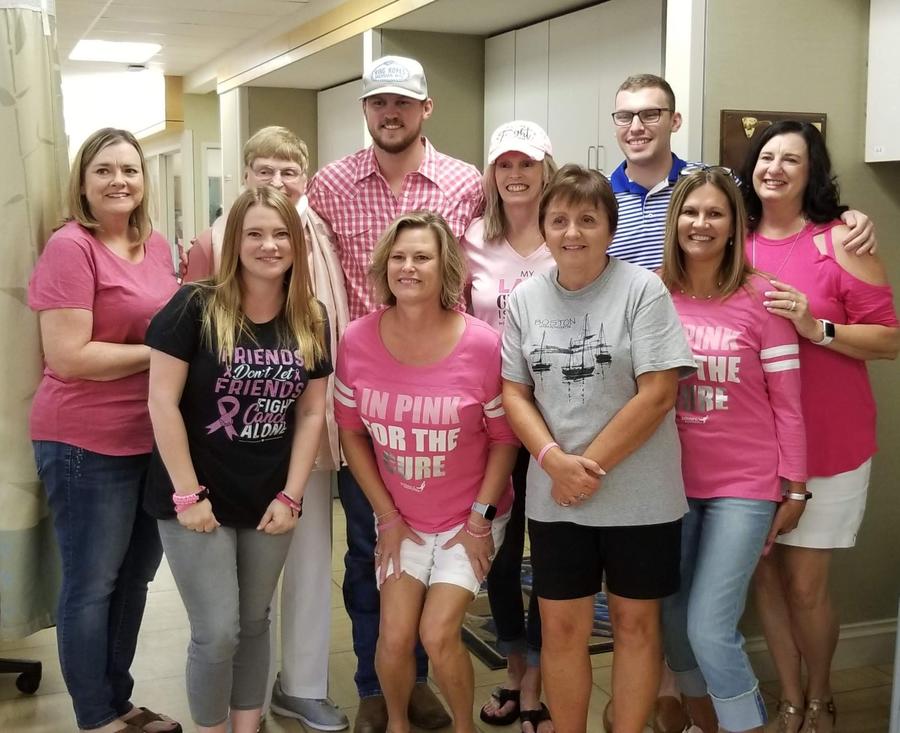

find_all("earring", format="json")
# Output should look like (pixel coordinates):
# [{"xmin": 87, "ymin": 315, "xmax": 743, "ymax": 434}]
[{"xmin": 727, "ymin": 237, "xmax": 734, "ymax": 247}]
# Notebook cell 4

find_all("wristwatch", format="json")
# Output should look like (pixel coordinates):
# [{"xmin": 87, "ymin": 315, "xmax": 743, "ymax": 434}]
[
  {"xmin": 812, "ymin": 319, "xmax": 835, "ymax": 345},
  {"xmin": 471, "ymin": 501, "xmax": 497, "ymax": 521}
]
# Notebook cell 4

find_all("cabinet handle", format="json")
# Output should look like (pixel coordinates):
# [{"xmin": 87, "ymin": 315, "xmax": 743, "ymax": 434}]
[
  {"xmin": 597, "ymin": 145, "xmax": 606, "ymax": 174},
  {"xmin": 587, "ymin": 145, "xmax": 595, "ymax": 168}
]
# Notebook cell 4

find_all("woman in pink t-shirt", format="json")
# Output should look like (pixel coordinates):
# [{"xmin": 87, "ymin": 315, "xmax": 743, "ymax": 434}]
[
  {"xmin": 335, "ymin": 211, "xmax": 519, "ymax": 733},
  {"xmin": 28, "ymin": 128, "xmax": 180, "ymax": 733},
  {"xmin": 462, "ymin": 120, "xmax": 557, "ymax": 732},
  {"xmin": 740, "ymin": 121, "xmax": 899, "ymax": 733},
  {"xmin": 658, "ymin": 169, "xmax": 808, "ymax": 733}
]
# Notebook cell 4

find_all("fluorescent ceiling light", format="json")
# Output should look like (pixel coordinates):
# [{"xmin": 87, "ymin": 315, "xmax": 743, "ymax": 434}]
[{"xmin": 69, "ymin": 40, "xmax": 161, "ymax": 63}]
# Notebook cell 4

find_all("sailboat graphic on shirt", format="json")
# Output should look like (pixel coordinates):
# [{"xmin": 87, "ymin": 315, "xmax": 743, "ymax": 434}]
[{"xmin": 532, "ymin": 331, "xmax": 551, "ymax": 374}]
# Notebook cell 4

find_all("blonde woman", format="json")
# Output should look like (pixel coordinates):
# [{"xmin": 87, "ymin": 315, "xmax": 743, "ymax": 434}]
[
  {"xmin": 28, "ymin": 127, "xmax": 180, "ymax": 733},
  {"xmin": 145, "ymin": 187, "xmax": 332, "ymax": 733},
  {"xmin": 335, "ymin": 211, "xmax": 519, "ymax": 733}
]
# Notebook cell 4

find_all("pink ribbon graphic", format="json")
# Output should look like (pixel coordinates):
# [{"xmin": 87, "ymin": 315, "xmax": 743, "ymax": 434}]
[{"xmin": 207, "ymin": 396, "xmax": 240, "ymax": 440}]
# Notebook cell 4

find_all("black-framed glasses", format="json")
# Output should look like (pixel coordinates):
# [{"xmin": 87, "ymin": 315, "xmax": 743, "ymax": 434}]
[{"xmin": 611, "ymin": 108, "xmax": 672, "ymax": 126}]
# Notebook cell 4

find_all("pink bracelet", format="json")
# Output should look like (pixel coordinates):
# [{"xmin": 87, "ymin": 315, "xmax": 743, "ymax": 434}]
[
  {"xmin": 464, "ymin": 523, "xmax": 492, "ymax": 538},
  {"xmin": 377, "ymin": 516, "xmax": 402, "ymax": 532},
  {"xmin": 537, "ymin": 441, "xmax": 559, "ymax": 467},
  {"xmin": 275, "ymin": 491, "xmax": 303, "ymax": 515}
]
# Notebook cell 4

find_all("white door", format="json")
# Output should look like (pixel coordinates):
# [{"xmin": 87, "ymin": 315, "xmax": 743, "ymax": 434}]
[{"xmin": 317, "ymin": 79, "xmax": 367, "ymax": 168}]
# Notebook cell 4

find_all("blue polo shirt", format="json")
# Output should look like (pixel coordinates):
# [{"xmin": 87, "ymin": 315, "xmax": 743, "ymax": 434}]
[{"xmin": 608, "ymin": 154, "xmax": 698, "ymax": 270}]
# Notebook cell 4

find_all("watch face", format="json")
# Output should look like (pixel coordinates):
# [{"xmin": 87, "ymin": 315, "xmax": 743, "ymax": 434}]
[
  {"xmin": 482, "ymin": 504, "xmax": 497, "ymax": 520},
  {"xmin": 824, "ymin": 321, "xmax": 836, "ymax": 338}
]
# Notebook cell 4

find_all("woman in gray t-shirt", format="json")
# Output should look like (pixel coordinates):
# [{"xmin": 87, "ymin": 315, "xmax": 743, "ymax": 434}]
[{"xmin": 501, "ymin": 164, "xmax": 696, "ymax": 733}]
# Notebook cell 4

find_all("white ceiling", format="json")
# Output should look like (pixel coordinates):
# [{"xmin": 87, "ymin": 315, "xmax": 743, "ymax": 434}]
[{"xmin": 56, "ymin": 0, "xmax": 603, "ymax": 88}]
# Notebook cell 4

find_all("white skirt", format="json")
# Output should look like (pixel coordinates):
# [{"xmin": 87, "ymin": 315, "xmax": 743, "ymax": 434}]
[{"xmin": 776, "ymin": 458, "xmax": 871, "ymax": 549}]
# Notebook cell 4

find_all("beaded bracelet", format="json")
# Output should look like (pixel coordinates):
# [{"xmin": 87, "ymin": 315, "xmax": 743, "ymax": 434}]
[{"xmin": 464, "ymin": 522, "xmax": 492, "ymax": 538}]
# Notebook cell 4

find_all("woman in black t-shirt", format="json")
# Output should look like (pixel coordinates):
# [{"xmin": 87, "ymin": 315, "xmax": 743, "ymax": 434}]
[{"xmin": 145, "ymin": 187, "xmax": 331, "ymax": 733}]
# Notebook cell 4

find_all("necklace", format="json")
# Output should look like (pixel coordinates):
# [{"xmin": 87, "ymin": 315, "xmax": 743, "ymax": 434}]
[
  {"xmin": 679, "ymin": 281, "xmax": 722, "ymax": 300},
  {"xmin": 752, "ymin": 220, "xmax": 807, "ymax": 278}
]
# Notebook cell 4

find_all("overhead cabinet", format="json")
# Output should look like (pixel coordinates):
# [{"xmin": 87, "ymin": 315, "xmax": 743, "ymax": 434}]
[{"xmin": 484, "ymin": 0, "xmax": 663, "ymax": 172}]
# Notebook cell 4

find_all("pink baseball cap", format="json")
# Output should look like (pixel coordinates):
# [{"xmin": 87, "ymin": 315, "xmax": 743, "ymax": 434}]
[{"xmin": 488, "ymin": 121, "xmax": 553, "ymax": 164}]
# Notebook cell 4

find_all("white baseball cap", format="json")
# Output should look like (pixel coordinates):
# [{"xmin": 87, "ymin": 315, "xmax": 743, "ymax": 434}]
[
  {"xmin": 359, "ymin": 56, "xmax": 428, "ymax": 101},
  {"xmin": 488, "ymin": 121, "xmax": 553, "ymax": 164}
]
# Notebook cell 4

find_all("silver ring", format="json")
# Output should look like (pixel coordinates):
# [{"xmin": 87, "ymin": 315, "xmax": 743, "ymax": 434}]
[
  {"xmin": 374, "ymin": 550, "xmax": 382, "ymax": 557},
  {"xmin": 790, "ymin": 300, "xmax": 797, "ymax": 311},
  {"xmin": 578, "ymin": 492, "xmax": 588, "ymax": 500},
  {"xmin": 559, "ymin": 500, "xmax": 571, "ymax": 507}
]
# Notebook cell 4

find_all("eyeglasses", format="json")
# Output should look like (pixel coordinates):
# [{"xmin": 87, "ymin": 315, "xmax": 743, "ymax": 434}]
[
  {"xmin": 678, "ymin": 164, "xmax": 739, "ymax": 182},
  {"xmin": 611, "ymin": 108, "xmax": 672, "ymax": 126},
  {"xmin": 251, "ymin": 165, "xmax": 304, "ymax": 183}
]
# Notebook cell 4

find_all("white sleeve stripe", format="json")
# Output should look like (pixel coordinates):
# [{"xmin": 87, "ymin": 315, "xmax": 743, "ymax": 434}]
[
  {"xmin": 760, "ymin": 344, "xmax": 800, "ymax": 359},
  {"xmin": 484, "ymin": 407, "xmax": 506, "ymax": 419},
  {"xmin": 334, "ymin": 391, "xmax": 357, "ymax": 408},
  {"xmin": 483, "ymin": 395, "xmax": 503, "ymax": 410},
  {"xmin": 334, "ymin": 377, "xmax": 353, "ymax": 397},
  {"xmin": 762, "ymin": 359, "xmax": 801, "ymax": 373}
]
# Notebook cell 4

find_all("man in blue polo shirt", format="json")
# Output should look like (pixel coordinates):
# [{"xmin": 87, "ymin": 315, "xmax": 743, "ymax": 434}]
[{"xmin": 607, "ymin": 73, "xmax": 875, "ymax": 269}]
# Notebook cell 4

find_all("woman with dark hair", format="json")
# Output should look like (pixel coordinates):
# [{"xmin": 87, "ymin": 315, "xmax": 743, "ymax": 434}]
[
  {"xmin": 501, "ymin": 164, "xmax": 696, "ymax": 733},
  {"xmin": 145, "ymin": 187, "xmax": 331, "ymax": 733},
  {"xmin": 740, "ymin": 121, "xmax": 898, "ymax": 733},
  {"xmin": 659, "ymin": 168, "xmax": 807, "ymax": 733},
  {"xmin": 462, "ymin": 120, "xmax": 557, "ymax": 732},
  {"xmin": 28, "ymin": 128, "xmax": 181, "ymax": 733},
  {"xmin": 335, "ymin": 211, "xmax": 519, "ymax": 733}
]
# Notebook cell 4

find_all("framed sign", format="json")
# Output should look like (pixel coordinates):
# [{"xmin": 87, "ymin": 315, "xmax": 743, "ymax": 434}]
[{"xmin": 719, "ymin": 110, "xmax": 827, "ymax": 170}]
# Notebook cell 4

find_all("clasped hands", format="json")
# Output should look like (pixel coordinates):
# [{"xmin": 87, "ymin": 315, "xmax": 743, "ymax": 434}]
[{"xmin": 542, "ymin": 449, "xmax": 604, "ymax": 507}]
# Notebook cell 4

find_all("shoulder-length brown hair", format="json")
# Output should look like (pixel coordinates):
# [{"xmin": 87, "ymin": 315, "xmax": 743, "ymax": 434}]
[
  {"xmin": 660, "ymin": 168, "xmax": 754, "ymax": 298},
  {"xmin": 369, "ymin": 211, "xmax": 466, "ymax": 310},
  {"xmin": 67, "ymin": 128, "xmax": 153, "ymax": 243},
  {"xmin": 199, "ymin": 187, "xmax": 326, "ymax": 368}
]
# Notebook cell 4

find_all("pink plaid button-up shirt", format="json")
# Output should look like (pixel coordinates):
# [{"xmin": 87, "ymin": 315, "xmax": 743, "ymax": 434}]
[{"xmin": 307, "ymin": 138, "xmax": 483, "ymax": 320}]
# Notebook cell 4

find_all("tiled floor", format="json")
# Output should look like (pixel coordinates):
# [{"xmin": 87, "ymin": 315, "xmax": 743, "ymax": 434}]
[{"xmin": 0, "ymin": 500, "xmax": 893, "ymax": 732}]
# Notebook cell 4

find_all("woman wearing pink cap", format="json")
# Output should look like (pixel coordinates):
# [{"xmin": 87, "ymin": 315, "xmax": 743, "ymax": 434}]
[{"xmin": 463, "ymin": 121, "xmax": 557, "ymax": 733}]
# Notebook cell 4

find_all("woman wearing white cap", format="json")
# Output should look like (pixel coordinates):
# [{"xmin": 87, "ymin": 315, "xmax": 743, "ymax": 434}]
[{"xmin": 463, "ymin": 121, "xmax": 557, "ymax": 733}]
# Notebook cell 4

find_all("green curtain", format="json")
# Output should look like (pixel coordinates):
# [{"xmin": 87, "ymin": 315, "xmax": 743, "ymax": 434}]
[{"xmin": 0, "ymin": 0, "xmax": 68, "ymax": 640}]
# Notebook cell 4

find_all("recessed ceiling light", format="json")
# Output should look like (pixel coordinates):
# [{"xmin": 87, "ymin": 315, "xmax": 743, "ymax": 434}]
[{"xmin": 69, "ymin": 40, "xmax": 161, "ymax": 64}]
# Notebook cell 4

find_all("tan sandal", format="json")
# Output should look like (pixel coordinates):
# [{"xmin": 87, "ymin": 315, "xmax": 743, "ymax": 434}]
[
  {"xmin": 800, "ymin": 699, "xmax": 835, "ymax": 733},
  {"xmin": 122, "ymin": 707, "xmax": 183, "ymax": 733},
  {"xmin": 768, "ymin": 700, "xmax": 804, "ymax": 733}
]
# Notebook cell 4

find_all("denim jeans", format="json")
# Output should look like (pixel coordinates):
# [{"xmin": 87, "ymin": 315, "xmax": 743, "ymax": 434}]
[
  {"xmin": 338, "ymin": 466, "xmax": 428, "ymax": 697},
  {"xmin": 34, "ymin": 441, "xmax": 162, "ymax": 730},
  {"xmin": 662, "ymin": 497, "xmax": 775, "ymax": 732},
  {"xmin": 158, "ymin": 519, "xmax": 294, "ymax": 727},
  {"xmin": 486, "ymin": 447, "xmax": 541, "ymax": 666}
]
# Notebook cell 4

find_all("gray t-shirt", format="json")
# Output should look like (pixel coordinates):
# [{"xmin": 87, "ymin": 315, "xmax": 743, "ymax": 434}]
[{"xmin": 501, "ymin": 258, "xmax": 696, "ymax": 526}]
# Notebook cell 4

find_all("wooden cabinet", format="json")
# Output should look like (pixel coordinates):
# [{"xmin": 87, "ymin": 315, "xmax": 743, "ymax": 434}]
[{"xmin": 484, "ymin": 0, "xmax": 663, "ymax": 172}]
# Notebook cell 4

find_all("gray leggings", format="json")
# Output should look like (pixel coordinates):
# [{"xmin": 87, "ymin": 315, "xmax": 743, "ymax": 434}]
[{"xmin": 158, "ymin": 519, "xmax": 294, "ymax": 727}]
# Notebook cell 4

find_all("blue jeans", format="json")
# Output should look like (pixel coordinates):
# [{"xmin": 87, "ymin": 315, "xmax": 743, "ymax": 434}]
[
  {"xmin": 34, "ymin": 441, "xmax": 162, "ymax": 730},
  {"xmin": 662, "ymin": 497, "xmax": 775, "ymax": 732},
  {"xmin": 338, "ymin": 466, "xmax": 428, "ymax": 696}
]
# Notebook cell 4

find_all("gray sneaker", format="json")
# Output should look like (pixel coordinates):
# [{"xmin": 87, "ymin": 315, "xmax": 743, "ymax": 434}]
[{"xmin": 270, "ymin": 675, "xmax": 349, "ymax": 731}]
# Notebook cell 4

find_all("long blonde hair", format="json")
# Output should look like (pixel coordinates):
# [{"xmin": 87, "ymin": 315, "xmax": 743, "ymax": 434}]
[
  {"xmin": 66, "ymin": 128, "xmax": 153, "ymax": 243},
  {"xmin": 199, "ymin": 187, "xmax": 327, "ymax": 368},
  {"xmin": 660, "ymin": 168, "xmax": 754, "ymax": 298},
  {"xmin": 481, "ymin": 156, "xmax": 558, "ymax": 242}
]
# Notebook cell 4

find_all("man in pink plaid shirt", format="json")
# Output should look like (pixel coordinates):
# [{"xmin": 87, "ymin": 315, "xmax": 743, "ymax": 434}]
[{"xmin": 307, "ymin": 55, "xmax": 483, "ymax": 733}]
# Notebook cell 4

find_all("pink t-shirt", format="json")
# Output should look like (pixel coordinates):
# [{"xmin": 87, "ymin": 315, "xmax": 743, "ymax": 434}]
[
  {"xmin": 28, "ymin": 221, "xmax": 179, "ymax": 455},
  {"xmin": 674, "ymin": 277, "xmax": 807, "ymax": 502},
  {"xmin": 462, "ymin": 217, "xmax": 555, "ymax": 332},
  {"xmin": 751, "ymin": 222, "xmax": 898, "ymax": 476},
  {"xmin": 334, "ymin": 311, "xmax": 517, "ymax": 532}
]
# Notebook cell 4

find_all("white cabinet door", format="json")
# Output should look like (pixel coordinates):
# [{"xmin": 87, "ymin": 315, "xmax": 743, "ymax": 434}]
[
  {"xmin": 317, "ymin": 79, "xmax": 367, "ymax": 168},
  {"xmin": 484, "ymin": 30, "xmax": 516, "ymax": 164},
  {"xmin": 514, "ymin": 21, "xmax": 549, "ymax": 130},
  {"xmin": 548, "ymin": 0, "xmax": 663, "ymax": 172}
]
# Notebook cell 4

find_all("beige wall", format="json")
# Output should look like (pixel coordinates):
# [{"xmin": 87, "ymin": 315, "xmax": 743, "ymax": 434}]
[
  {"xmin": 380, "ymin": 30, "xmax": 485, "ymax": 167},
  {"xmin": 246, "ymin": 87, "xmax": 319, "ymax": 171},
  {"xmin": 183, "ymin": 92, "xmax": 220, "ymax": 233},
  {"xmin": 704, "ymin": 0, "xmax": 900, "ymax": 628}
]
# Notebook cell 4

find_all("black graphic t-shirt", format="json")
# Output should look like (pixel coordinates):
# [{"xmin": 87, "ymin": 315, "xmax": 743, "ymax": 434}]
[{"xmin": 144, "ymin": 285, "xmax": 332, "ymax": 527}]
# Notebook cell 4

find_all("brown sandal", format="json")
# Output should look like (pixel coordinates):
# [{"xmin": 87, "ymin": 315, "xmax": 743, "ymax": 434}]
[
  {"xmin": 123, "ymin": 707, "xmax": 183, "ymax": 733},
  {"xmin": 801, "ymin": 699, "xmax": 835, "ymax": 733},
  {"xmin": 770, "ymin": 699, "xmax": 804, "ymax": 733}
]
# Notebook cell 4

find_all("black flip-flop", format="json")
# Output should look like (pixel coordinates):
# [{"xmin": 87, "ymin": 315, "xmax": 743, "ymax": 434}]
[
  {"xmin": 520, "ymin": 702, "xmax": 552, "ymax": 733},
  {"xmin": 479, "ymin": 687, "xmax": 521, "ymax": 726}
]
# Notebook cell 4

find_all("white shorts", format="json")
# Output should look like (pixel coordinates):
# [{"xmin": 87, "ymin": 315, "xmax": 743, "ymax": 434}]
[
  {"xmin": 377, "ymin": 512, "xmax": 510, "ymax": 595},
  {"xmin": 776, "ymin": 459, "xmax": 871, "ymax": 549}
]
